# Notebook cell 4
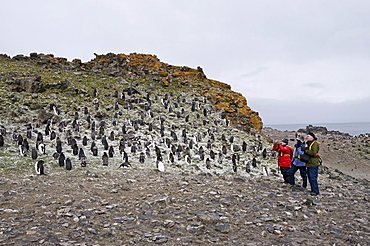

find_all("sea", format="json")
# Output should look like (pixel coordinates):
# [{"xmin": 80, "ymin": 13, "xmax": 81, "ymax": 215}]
[{"xmin": 265, "ymin": 122, "xmax": 370, "ymax": 136}]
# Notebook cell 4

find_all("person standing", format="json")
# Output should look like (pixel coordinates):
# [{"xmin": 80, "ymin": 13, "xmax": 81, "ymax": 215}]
[
  {"xmin": 289, "ymin": 136, "xmax": 307, "ymax": 189},
  {"xmin": 304, "ymin": 132, "xmax": 320, "ymax": 196},
  {"xmin": 273, "ymin": 139, "xmax": 292, "ymax": 183}
]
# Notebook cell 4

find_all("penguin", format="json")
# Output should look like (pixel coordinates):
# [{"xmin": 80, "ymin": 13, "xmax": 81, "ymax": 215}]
[
  {"xmin": 232, "ymin": 144, "xmax": 241, "ymax": 153},
  {"xmin": 102, "ymin": 152, "xmax": 109, "ymax": 166},
  {"xmin": 232, "ymin": 154, "xmax": 238, "ymax": 172},
  {"xmin": 206, "ymin": 140, "xmax": 212, "ymax": 149},
  {"xmin": 102, "ymin": 137, "xmax": 109, "ymax": 151},
  {"xmin": 72, "ymin": 144, "xmax": 79, "ymax": 156},
  {"xmin": 139, "ymin": 152, "xmax": 145, "ymax": 164},
  {"xmin": 91, "ymin": 130, "xmax": 96, "ymax": 141},
  {"xmin": 133, "ymin": 122, "xmax": 139, "ymax": 131},
  {"xmin": 82, "ymin": 136, "xmax": 88, "ymax": 146},
  {"xmin": 199, "ymin": 152, "xmax": 205, "ymax": 161},
  {"xmin": 38, "ymin": 143, "xmax": 46, "ymax": 155},
  {"xmin": 170, "ymin": 144, "xmax": 176, "ymax": 155},
  {"xmin": 218, "ymin": 153, "xmax": 224, "ymax": 165},
  {"xmin": 263, "ymin": 166, "xmax": 269, "ymax": 176},
  {"xmin": 206, "ymin": 158, "xmax": 211, "ymax": 169},
  {"xmin": 203, "ymin": 108, "xmax": 207, "ymax": 117},
  {"xmin": 168, "ymin": 152, "xmax": 175, "ymax": 164},
  {"xmin": 26, "ymin": 129, "xmax": 32, "ymax": 139},
  {"xmin": 17, "ymin": 134, "xmax": 23, "ymax": 146},
  {"xmin": 245, "ymin": 161, "xmax": 251, "ymax": 173},
  {"xmin": 22, "ymin": 138, "xmax": 29, "ymax": 153},
  {"xmin": 45, "ymin": 124, "xmax": 50, "ymax": 136},
  {"xmin": 242, "ymin": 141, "xmax": 247, "ymax": 152},
  {"xmin": 119, "ymin": 139, "xmax": 125, "ymax": 154},
  {"xmin": 70, "ymin": 138, "xmax": 77, "ymax": 148},
  {"xmin": 91, "ymin": 121, "xmax": 96, "ymax": 131},
  {"xmin": 52, "ymin": 105, "xmax": 60, "ymax": 116},
  {"xmin": 52, "ymin": 152, "xmax": 59, "ymax": 160},
  {"xmin": 229, "ymin": 136, "xmax": 234, "ymax": 144},
  {"xmin": 252, "ymin": 157, "xmax": 257, "ymax": 168},
  {"xmin": 109, "ymin": 131, "xmax": 115, "ymax": 141},
  {"xmin": 222, "ymin": 145, "xmax": 227, "ymax": 155},
  {"xmin": 185, "ymin": 155, "xmax": 191, "ymax": 164},
  {"xmin": 170, "ymin": 130, "xmax": 178, "ymax": 141},
  {"xmin": 271, "ymin": 151, "xmax": 276, "ymax": 158},
  {"xmin": 58, "ymin": 152, "xmax": 65, "ymax": 167},
  {"xmin": 156, "ymin": 160, "xmax": 165, "ymax": 172},
  {"xmin": 120, "ymin": 152, "xmax": 131, "ymax": 168},
  {"xmin": 50, "ymin": 131, "xmax": 56, "ymax": 141},
  {"xmin": 191, "ymin": 100, "xmax": 196, "ymax": 112},
  {"xmin": 35, "ymin": 160, "xmax": 45, "ymax": 175},
  {"xmin": 262, "ymin": 148, "xmax": 267, "ymax": 159},
  {"xmin": 0, "ymin": 134, "xmax": 4, "ymax": 147},
  {"xmin": 56, "ymin": 138, "xmax": 62, "ymax": 154},
  {"xmin": 31, "ymin": 148, "xmax": 38, "ymax": 160},
  {"xmin": 12, "ymin": 130, "xmax": 18, "ymax": 142},
  {"xmin": 65, "ymin": 158, "xmax": 72, "ymax": 171},
  {"xmin": 36, "ymin": 132, "xmax": 43, "ymax": 144},
  {"xmin": 92, "ymin": 146, "xmax": 98, "ymax": 156},
  {"xmin": 232, "ymin": 160, "xmax": 237, "ymax": 173},
  {"xmin": 210, "ymin": 150, "xmax": 216, "ymax": 160},
  {"xmin": 130, "ymin": 144, "xmax": 137, "ymax": 154},
  {"xmin": 108, "ymin": 146, "xmax": 114, "ymax": 158},
  {"xmin": 80, "ymin": 158, "xmax": 87, "ymax": 167},
  {"xmin": 78, "ymin": 148, "xmax": 86, "ymax": 160},
  {"xmin": 99, "ymin": 125, "xmax": 105, "ymax": 136}
]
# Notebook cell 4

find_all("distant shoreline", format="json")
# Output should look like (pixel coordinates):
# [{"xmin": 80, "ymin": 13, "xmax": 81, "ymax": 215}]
[{"xmin": 264, "ymin": 122, "xmax": 370, "ymax": 136}]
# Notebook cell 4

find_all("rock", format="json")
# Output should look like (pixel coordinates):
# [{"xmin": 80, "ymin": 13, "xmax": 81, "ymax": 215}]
[
  {"xmin": 197, "ymin": 211, "xmax": 221, "ymax": 224},
  {"xmin": 37, "ymin": 109, "xmax": 53, "ymax": 124},
  {"xmin": 9, "ymin": 76, "xmax": 45, "ymax": 93},
  {"xmin": 215, "ymin": 223, "xmax": 231, "ymax": 233},
  {"xmin": 186, "ymin": 223, "xmax": 205, "ymax": 234},
  {"xmin": 152, "ymin": 234, "xmax": 168, "ymax": 244}
]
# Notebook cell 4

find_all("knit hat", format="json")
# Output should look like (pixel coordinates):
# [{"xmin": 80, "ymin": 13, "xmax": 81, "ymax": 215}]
[
  {"xmin": 282, "ymin": 138, "xmax": 289, "ymax": 144},
  {"xmin": 307, "ymin": 132, "xmax": 317, "ymax": 140},
  {"xmin": 296, "ymin": 136, "xmax": 304, "ymax": 142}
]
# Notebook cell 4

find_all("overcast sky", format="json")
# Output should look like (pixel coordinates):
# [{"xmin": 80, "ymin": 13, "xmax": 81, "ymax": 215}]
[{"xmin": 1, "ymin": 0, "xmax": 369, "ymax": 124}]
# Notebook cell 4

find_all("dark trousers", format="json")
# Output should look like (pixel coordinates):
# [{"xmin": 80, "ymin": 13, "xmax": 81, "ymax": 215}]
[
  {"xmin": 289, "ymin": 165, "xmax": 307, "ymax": 188},
  {"xmin": 280, "ymin": 167, "xmax": 290, "ymax": 183},
  {"xmin": 307, "ymin": 166, "xmax": 319, "ymax": 195}
]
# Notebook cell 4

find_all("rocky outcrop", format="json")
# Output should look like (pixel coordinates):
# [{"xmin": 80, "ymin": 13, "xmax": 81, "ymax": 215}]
[
  {"xmin": 0, "ymin": 52, "xmax": 262, "ymax": 131},
  {"xmin": 84, "ymin": 53, "xmax": 263, "ymax": 131},
  {"xmin": 298, "ymin": 125, "xmax": 351, "ymax": 137}
]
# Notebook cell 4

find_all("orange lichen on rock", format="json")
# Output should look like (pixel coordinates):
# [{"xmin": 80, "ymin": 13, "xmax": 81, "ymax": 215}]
[
  {"xmin": 87, "ymin": 52, "xmax": 263, "ymax": 131},
  {"xmin": 127, "ymin": 53, "xmax": 161, "ymax": 71}
]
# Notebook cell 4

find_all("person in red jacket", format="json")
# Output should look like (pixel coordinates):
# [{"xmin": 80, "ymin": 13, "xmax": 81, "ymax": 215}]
[{"xmin": 273, "ymin": 138, "xmax": 292, "ymax": 183}]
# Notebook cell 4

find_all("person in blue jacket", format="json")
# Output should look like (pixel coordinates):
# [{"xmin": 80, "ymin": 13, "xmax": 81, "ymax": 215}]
[{"xmin": 289, "ymin": 136, "xmax": 307, "ymax": 189}]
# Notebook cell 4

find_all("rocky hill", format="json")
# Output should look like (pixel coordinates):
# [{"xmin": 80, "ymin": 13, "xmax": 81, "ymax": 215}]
[{"xmin": 0, "ymin": 53, "xmax": 262, "ymax": 132}]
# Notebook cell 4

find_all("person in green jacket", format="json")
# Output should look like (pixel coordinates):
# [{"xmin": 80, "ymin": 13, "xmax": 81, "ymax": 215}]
[{"xmin": 304, "ymin": 132, "xmax": 320, "ymax": 196}]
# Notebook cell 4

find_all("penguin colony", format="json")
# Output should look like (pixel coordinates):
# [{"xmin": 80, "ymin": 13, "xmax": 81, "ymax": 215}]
[{"xmin": 0, "ymin": 82, "xmax": 274, "ymax": 176}]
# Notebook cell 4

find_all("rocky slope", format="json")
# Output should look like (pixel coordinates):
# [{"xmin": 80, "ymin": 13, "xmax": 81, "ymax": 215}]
[{"xmin": 0, "ymin": 53, "xmax": 262, "ymax": 132}]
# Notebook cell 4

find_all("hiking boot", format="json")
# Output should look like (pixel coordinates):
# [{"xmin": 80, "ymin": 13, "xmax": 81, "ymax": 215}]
[{"xmin": 312, "ymin": 196, "xmax": 321, "ymax": 206}]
